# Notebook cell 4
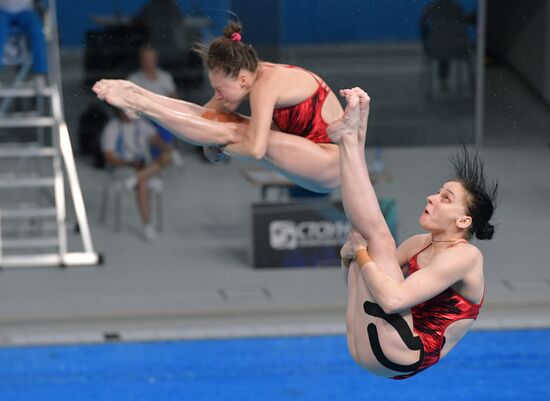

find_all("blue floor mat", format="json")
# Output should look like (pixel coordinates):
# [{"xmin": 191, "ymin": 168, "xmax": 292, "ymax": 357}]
[{"xmin": 0, "ymin": 329, "xmax": 548, "ymax": 401}]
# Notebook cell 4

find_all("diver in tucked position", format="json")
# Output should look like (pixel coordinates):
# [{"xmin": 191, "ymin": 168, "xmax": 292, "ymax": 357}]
[{"xmin": 332, "ymin": 87, "xmax": 498, "ymax": 379}]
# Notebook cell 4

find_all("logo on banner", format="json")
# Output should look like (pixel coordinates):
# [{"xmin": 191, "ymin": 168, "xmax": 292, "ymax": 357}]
[{"xmin": 269, "ymin": 220, "xmax": 350, "ymax": 250}]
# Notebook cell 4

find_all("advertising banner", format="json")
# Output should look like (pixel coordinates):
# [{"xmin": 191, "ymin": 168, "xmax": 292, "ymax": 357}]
[{"xmin": 251, "ymin": 199, "xmax": 397, "ymax": 268}]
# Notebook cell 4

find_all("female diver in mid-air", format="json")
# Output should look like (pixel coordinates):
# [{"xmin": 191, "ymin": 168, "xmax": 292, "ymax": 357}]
[
  {"xmin": 331, "ymin": 87, "xmax": 498, "ymax": 379},
  {"xmin": 93, "ymin": 21, "xmax": 345, "ymax": 193}
]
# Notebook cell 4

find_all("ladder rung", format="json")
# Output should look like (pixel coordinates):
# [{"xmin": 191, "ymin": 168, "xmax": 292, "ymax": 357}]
[
  {"xmin": 0, "ymin": 177, "xmax": 55, "ymax": 188},
  {"xmin": 0, "ymin": 254, "xmax": 61, "ymax": 267},
  {"xmin": 0, "ymin": 86, "xmax": 54, "ymax": 97},
  {"xmin": 2, "ymin": 237, "xmax": 59, "ymax": 249},
  {"xmin": 0, "ymin": 252, "xmax": 100, "ymax": 268},
  {"xmin": 0, "ymin": 207, "xmax": 57, "ymax": 218},
  {"xmin": 0, "ymin": 117, "xmax": 56, "ymax": 128},
  {"xmin": 0, "ymin": 147, "xmax": 57, "ymax": 158}
]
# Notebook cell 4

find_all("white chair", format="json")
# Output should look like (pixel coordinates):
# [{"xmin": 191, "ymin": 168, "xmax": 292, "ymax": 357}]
[{"xmin": 99, "ymin": 172, "xmax": 163, "ymax": 232}]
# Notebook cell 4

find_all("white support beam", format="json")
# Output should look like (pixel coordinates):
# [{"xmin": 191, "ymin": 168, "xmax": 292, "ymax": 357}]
[{"xmin": 475, "ymin": 0, "xmax": 487, "ymax": 147}]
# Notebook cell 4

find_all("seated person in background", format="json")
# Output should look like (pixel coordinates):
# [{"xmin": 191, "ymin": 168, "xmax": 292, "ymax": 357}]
[
  {"xmin": 101, "ymin": 107, "xmax": 172, "ymax": 242},
  {"xmin": 127, "ymin": 44, "xmax": 183, "ymax": 167},
  {"xmin": 0, "ymin": 0, "xmax": 47, "ymax": 84},
  {"xmin": 127, "ymin": 45, "xmax": 177, "ymax": 98}
]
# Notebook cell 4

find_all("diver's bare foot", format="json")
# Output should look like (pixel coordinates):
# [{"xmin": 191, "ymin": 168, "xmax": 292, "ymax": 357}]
[
  {"xmin": 327, "ymin": 90, "xmax": 361, "ymax": 144},
  {"xmin": 340, "ymin": 88, "xmax": 370, "ymax": 144},
  {"xmin": 93, "ymin": 79, "xmax": 141, "ymax": 114},
  {"xmin": 353, "ymin": 87, "xmax": 370, "ymax": 145}
]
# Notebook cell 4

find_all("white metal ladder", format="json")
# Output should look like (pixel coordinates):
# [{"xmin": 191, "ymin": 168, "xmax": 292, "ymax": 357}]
[{"xmin": 0, "ymin": 0, "xmax": 99, "ymax": 268}]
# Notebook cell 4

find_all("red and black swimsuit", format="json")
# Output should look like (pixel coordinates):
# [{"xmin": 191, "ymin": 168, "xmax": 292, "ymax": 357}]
[
  {"xmin": 271, "ymin": 66, "xmax": 333, "ymax": 144},
  {"xmin": 391, "ymin": 241, "xmax": 484, "ymax": 380}
]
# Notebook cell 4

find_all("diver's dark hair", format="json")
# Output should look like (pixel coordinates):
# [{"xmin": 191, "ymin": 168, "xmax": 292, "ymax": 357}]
[
  {"xmin": 194, "ymin": 20, "xmax": 259, "ymax": 78},
  {"xmin": 451, "ymin": 146, "xmax": 499, "ymax": 240}
]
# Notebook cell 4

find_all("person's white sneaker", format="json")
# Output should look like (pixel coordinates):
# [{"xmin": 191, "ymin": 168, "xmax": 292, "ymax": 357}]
[
  {"xmin": 124, "ymin": 175, "xmax": 137, "ymax": 190},
  {"xmin": 33, "ymin": 74, "xmax": 47, "ymax": 92},
  {"xmin": 171, "ymin": 149, "xmax": 184, "ymax": 169},
  {"xmin": 143, "ymin": 223, "xmax": 158, "ymax": 242}
]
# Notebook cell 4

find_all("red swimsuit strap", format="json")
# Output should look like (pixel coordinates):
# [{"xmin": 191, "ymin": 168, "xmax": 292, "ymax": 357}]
[
  {"xmin": 415, "ymin": 238, "xmax": 468, "ymax": 255},
  {"xmin": 410, "ymin": 242, "xmax": 433, "ymax": 262},
  {"xmin": 284, "ymin": 65, "xmax": 329, "ymax": 93},
  {"xmin": 409, "ymin": 239, "xmax": 469, "ymax": 271}
]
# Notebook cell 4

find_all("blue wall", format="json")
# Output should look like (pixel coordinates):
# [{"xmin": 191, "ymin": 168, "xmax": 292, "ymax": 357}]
[
  {"xmin": 281, "ymin": 0, "xmax": 425, "ymax": 44},
  {"xmin": 58, "ymin": 0, "xmax": 147, "ymax": 47},
  {"xmin": 281, "ymin": 0, "xmax": 477, "ymax": 44},
  {"xmin": 57, "ymin": 0, "xmax": 230, "ymax": 47},
  {"xmin": 57, "ymin": 0, "xmax": 477, "ymax": 48}
]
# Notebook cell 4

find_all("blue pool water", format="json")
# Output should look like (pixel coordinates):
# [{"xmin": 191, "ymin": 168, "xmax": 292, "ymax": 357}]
[{"xmin": 0, "ymin": 329, "xmax": 548, "ymax": 401}]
